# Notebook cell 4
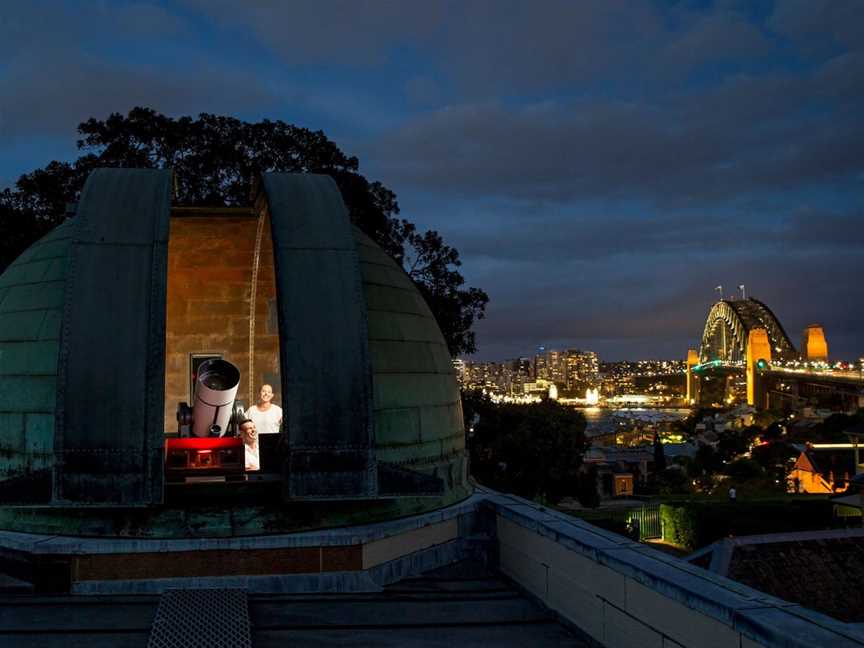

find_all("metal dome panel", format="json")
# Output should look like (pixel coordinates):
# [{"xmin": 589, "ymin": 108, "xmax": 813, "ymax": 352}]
[
  {"xmin": 354, "ymin": 230, "xmax": 465, "ymax": 490},
  {"xmin": 261, "ymin": 173, "xmax": 375, "ymax": 499},
  {"xmin": 54, "ymin": 168, "xmax": 172, "ymax": 505},
  {"xmin": 0, "ymin": 221, "xmax": 73, "ymax": 503}
]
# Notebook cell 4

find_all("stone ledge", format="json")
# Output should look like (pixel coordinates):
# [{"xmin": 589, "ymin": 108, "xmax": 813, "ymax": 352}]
[
  {"xmin": 484, "ymin": 493, "xmax": 864, "ymax": 648},
  {"xmin": 0, "ymin": 492, "xmax": 483, "ymax": 555},
  {"xmin": 0, "ymin": 494, "xmax": 485, "ymax": 593}
]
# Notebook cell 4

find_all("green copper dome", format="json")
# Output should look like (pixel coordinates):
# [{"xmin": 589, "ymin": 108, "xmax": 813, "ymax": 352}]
[
  {"xmin": 0, "ymin": 169, "xmax": 468, "ymax": 536},
  {"xmin": 355, "ymin": 227, "xmax": 466, "ymax": 479},
  {"xmin": 0, "ymin": 221, "xmax": 72, "ymax": 502}
]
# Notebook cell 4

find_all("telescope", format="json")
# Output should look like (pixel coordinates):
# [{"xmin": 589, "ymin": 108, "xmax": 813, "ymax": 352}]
[
  {"xmin": 176, "ymin": 358, "xmax": 244, "ymax": 437},
  {"xmin": 168, "ymin": 358, "xmax": 246, "ymax": 482}
]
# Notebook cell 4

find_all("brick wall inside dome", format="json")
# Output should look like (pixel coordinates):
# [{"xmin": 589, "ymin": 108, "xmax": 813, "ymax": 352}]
[{"xmin": 163, "ymin": 213, "xmax": 281, "ymax": 431}]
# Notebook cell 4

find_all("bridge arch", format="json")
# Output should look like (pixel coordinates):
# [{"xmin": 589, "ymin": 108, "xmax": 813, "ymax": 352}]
[{"xmin": 699, "ymin": 298, "xmax": 796, "ymax": 364}]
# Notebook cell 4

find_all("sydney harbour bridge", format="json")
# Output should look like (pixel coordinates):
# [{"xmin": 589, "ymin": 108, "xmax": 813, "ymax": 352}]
[{"xmin": 687, "ymin": 297, "xmax": 862, "ymax": 410}]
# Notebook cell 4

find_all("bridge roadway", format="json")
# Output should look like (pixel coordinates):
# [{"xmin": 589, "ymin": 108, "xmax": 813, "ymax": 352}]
[
  {"xmin": 693, "ymin": 361, "xmax": 863, "ymax": 386},
  {"xmin": 766, "ymin": 366, "xmax": 864, "ymax": 386}
]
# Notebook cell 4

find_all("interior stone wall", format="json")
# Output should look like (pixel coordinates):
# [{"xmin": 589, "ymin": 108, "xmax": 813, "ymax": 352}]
[
  {"xmin": 163, "ymin": 214, "xmax": 280, "ymax": 431},
  {"xmin": 251, "ymin": 216, "xmax": 280, "ymax": 406}
]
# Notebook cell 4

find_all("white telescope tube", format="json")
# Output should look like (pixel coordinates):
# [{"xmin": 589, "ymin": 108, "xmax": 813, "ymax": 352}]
[{"xmin": 192, "ymin": 358, "xmax": 240, "ymax": 438}]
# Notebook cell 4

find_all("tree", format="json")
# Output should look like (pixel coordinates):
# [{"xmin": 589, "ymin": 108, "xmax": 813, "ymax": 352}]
[
  {"xmin": 465, "ymin": 392, "xmax": 589, "ymax": 504},
  {"xmin": 752, "ymin": 441, "xmax": 797, "ymax": 477},
  {"xmin": 575, "ymin": 465, "xmax": 600, "ymax": 508},
  {"xmin": 690, "ymin": 444, "xmax": 722, "ymax": 493},
  {"xmin": 725, "ymin": 458, "xmax": 764, "ymax": 481},
  {"xmin": 716, "ymin": 426, "xmax": 759, "ymax": 463},
  {"xmin": 790, "ymin": 411, "xmax": 864, "ymax": 444},
  {"xmin": 655, "ymin": 466, "xmax": 692, "ymax": 496},
  {"xmin": 1, "ymin": 108, "xmax": 488, "ymax": 355},
  {"xmin": 653, "ymin": 432, "xmax": 667, "ymax": 472}
]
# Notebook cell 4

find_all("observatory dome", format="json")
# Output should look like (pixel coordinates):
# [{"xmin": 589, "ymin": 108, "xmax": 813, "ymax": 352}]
[{"xmin": 0, "ymin": 169, "xmax": 468, "ymax": 536}]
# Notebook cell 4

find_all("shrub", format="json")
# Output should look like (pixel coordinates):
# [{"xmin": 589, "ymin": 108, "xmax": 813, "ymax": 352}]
[{"xmin": 660, "ymin": 499, "xmax": 836, "ymax": 551}]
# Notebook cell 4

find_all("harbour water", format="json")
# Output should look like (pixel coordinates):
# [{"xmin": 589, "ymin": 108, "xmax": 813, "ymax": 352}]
[{"xmin": 574, "ymin": 407, "xmax": 691, "ymax": 437}]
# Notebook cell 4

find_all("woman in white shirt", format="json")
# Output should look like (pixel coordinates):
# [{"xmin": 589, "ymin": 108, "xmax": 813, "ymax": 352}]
[{"xmin": 247, "ymin": 384, "xmax": 283, "ymax": 435}]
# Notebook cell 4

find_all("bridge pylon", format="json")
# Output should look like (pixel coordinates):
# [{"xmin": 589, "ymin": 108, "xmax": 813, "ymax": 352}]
[
  {"xmin": 802, "ymin": 324, "xmax": 828, "ymax": 362},
  {"xmin": 685, "ymin": 349, "xmax": 699, "ymax": 404},
  {"xmin": 746, "ymin": 328, "xmax": 771, "ymax": 406}
]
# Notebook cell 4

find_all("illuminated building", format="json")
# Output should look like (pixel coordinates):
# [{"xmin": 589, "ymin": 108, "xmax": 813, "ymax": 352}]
[{"xmin": 565, "ymin": 349, "xmax": 599, "ymax": 390}]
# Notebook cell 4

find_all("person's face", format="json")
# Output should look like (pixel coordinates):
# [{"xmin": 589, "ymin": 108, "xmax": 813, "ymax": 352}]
[
  {"xmin": 259, "ymin": 385, "xmax": 273, "ymax": 403},
  {"xmin": 240, "ymin": 421, "xmax": 257, "ymax": 444}
]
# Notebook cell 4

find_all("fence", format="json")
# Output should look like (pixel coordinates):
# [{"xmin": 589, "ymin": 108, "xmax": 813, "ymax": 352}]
[
  {"xmin": 573, "ymin": 503, "xmax": 661, "ymax": 541},
  {"xmin": 630, "ymin": 503, "xmax": 661, "ymax": 540}
]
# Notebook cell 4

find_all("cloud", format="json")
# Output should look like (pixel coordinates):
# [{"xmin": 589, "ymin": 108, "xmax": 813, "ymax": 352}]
[
  {"xmin": 364, "ymin": 80, "xmax": 864, "ymax": 208},
  {"xmin": 467, "ymin": 245, "xmax": 864, "ymax": 360},
  {"xmin": 182, "ymin": 0, "xmax": 448, "ymax": 66},
  {"xmin": 661, "ymin": 9, "xmax": 772, "ymax": 73},
  {"xmin": 438, "ymin": 204, "xmax": 773, "ymax": 263},
  {"xmin": 0, "ymin": 1, "xmax": 861, "ymax": 360},
  {"xmin": 184, "ymin": 1, "xmax": 772, "ymax": 95},
  {"xmin": 0, "ymin": 56, "xmax": 278, "ymax": 140},
  {"xmin": 768, "ymin": 0, "xmax": 864, "ymax": 53},
  {"xmin": 355, "ymin": 5, "xmax": 864, "ymax": 210},
  {"xmin": 0, "ymin": 4, "xmax": 278, "ymax": 141},
  {"xmin": 404, "ymin": 76, "xmax": 442, "ymax": 107}
]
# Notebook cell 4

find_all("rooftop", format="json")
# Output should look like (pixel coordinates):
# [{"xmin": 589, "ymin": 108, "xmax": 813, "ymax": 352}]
[
  {"xmin": 0, "ymin": 560, "xmax": 590, "ymax": 647},
  {"xmin": 2, "ymin": 489, "xmax": 863, "ymax": 648},
  {"xmin": 687, "ymin": 528, "xmax": 864, "ymax": 623}
]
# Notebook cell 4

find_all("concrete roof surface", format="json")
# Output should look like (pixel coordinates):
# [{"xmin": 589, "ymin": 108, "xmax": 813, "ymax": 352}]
[{"xmin": 0, "ymin": 559, "xmax": 589, "ymax": 647}]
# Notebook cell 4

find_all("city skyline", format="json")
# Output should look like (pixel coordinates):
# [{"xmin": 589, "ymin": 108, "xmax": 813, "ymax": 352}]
[
  {"xmin": 464, "ymin": 292, "xmax": 864, "ymax": 364},
  {"xmin": 1, "ymin": 2, "xmax": 862, "ymax": 360}
]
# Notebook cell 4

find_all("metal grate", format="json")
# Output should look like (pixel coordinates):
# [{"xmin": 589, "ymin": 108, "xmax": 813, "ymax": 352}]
[{"xmin": 148, "ymin": 588, "xmax": 252, "ymax": 648}]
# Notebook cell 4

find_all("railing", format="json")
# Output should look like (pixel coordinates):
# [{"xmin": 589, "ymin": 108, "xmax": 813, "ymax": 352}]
[{"xmin": 572, "ymin": 503, "xmax": 662, "ymax": 541}]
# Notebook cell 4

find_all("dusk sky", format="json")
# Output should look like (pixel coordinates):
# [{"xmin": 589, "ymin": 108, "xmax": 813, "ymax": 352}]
[{"xmin": 1, "ymin": 1, "xmax": 862, "ymax": 361}]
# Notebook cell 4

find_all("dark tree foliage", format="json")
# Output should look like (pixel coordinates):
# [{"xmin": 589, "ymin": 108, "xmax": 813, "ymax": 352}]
[
  {"xmin": 464, "ymin": 390, "xmax": 589, "ymax": 504},
  {"xmin": 654, "ymin": 467, "xmax": 692, "ymax": 496},
  {"xmin": 715, "ymin": 425, "xmax": 759, "ymax": 462},
  {"xmin": 1, "ymin": 108, "xmax": 488, "ymax": 355},
  {"xmin": 653, "ymin": 432, "xmax": 667, "ymax": 472},
  {"xmin": 575, "ymin": 464, "xmax": 600, "ymax": 508},
  {"xmin": 751, "ymin": 440, "xmax": 798, "ymax": 491},
  {"xmin": 788, "ymin": 410, "xmax": 864, "ymax": 444},
  {"xmin": 725, "ymin": 457, "xmax": 764, "ymax": 481}
]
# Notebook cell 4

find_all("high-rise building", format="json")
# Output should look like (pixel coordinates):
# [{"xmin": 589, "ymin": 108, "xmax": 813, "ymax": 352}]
[
  {"xmin": 534, "ymin": 348, "xmax": 549, "ymax": 380},
  {"xmin": 565, "ymin": 349, "xmax": 599, "ymax": 390},
  {"xmin": 452, "ymin": 358, "xmax": 467, "ymax": 386},
  {"xmin": 548, "ymin": 350, "xmax": 567, "ymax": 384}
]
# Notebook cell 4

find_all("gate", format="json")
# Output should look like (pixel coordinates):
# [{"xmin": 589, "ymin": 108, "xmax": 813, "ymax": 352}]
[{"xmin": 628, "ymin": 504, "xmax": 661, "ymax": 541}]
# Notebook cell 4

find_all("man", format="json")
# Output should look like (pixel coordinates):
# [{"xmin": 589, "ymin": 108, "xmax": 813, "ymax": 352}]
[
  {"xmin": 238, "ymin": 418, "xmax": 259, "ymax": 472},
  {"xmin": 247, "ymin": 384, "xmax": 283, "ymax": 435}
]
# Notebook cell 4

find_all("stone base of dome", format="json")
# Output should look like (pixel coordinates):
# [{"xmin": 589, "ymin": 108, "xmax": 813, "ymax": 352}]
[
  {"xmin": 0, "ymin": 489, "xmax": 484, "ymax": 594},
  {"xmin": 0, "ymin": 481, "xmax": 472, "ymax": 536}
]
